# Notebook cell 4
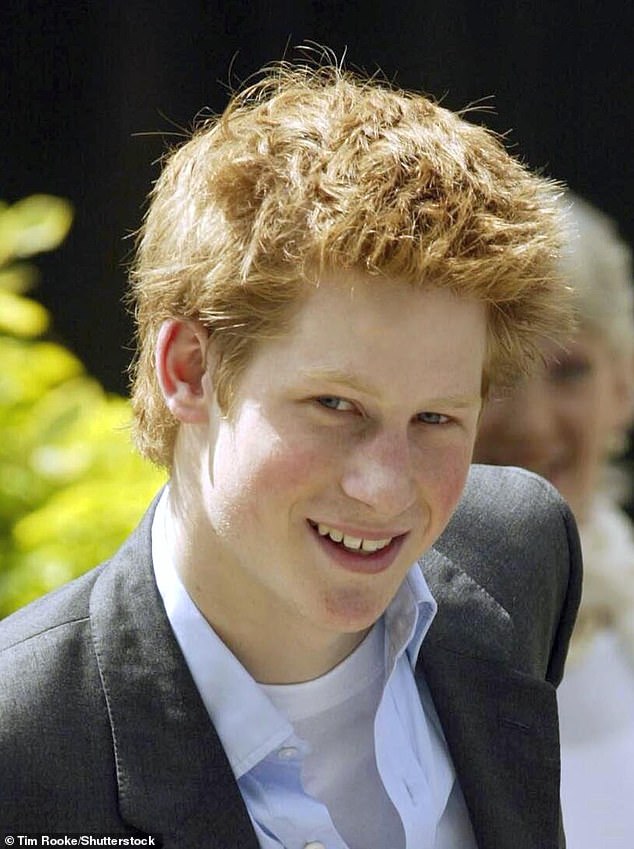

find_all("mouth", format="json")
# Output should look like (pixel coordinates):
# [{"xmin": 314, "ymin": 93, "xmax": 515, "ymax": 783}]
[{"xmin": 307, "ymin": 519, "xmax": 408, "ymax": 574}]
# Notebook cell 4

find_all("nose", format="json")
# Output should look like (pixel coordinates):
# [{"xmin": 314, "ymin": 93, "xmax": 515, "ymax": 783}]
[{"xmin": 340, "ymin": 428, "xmax": 418, "ymax": 517}]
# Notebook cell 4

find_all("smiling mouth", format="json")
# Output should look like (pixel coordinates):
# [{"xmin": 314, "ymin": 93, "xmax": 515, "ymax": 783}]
[{"xmin": 308, "ymin": 520, "xmax": 399, "ymax": 555}]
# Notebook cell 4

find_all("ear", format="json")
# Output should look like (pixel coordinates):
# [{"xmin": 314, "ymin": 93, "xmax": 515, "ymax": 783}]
[{"xmin": 155, "ymin": 319, "xmax": 211, "ymax": 423}]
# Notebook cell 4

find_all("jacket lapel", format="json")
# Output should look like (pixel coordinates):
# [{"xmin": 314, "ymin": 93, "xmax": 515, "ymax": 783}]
[
  {"xmin": 89, "ymin": 504, "xmax": 259, "ymax": 848},
  {"xmin": 419, "ymin": 546, "xmax": 562, "ymax": 849}
]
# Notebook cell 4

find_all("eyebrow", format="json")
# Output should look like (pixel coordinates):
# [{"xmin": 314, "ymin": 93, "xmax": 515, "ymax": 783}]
[{"xmin": 299, "ymin": 368, "xmax": 482, "ymax": 409}]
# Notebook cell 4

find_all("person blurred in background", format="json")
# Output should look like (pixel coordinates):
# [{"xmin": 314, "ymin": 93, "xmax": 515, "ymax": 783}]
[{"xmin": 474, "ymin": 192, "xmax": 634, "ymax": 848}]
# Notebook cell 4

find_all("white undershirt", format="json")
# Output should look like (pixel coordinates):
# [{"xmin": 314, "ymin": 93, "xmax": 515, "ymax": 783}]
[{"xmin": 261, "ymin": 620, "xmax": 404, "ymax": 849}]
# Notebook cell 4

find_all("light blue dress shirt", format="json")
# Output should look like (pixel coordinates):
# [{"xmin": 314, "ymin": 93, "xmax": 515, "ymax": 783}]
[{"xmin": 152, "ymin": 491, "xmax": 477, "ymax": 848}]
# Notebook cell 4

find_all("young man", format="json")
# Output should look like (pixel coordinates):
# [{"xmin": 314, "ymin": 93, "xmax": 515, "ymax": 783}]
[{"xmin": 0, "ymin": 63, "xmax": 581, "ymax": 849}]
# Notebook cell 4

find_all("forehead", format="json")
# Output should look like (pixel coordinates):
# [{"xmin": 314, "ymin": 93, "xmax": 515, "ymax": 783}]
[{"xmin": 245, "ymin": 270, "xmax": 488, "ymax": 399}]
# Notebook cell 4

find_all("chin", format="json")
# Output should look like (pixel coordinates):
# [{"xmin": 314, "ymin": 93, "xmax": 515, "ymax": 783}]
[{"xmin": 320, "ymin": 585, "xmax": 396, "ymax": 633}]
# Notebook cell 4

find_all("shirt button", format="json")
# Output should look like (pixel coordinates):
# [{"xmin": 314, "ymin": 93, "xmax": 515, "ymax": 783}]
[
  {"xmin": 277, "ymin": 746, "xmax": 299, "ymax": 760},
  {"xmin": 304, "ymin": 843, "xmax": 326, "ymax": 849}
]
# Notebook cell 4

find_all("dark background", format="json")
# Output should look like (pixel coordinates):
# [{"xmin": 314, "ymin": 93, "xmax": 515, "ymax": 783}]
[{"xmin": 3, "ymin": 1, "xmax": 632, "ymax": 394}]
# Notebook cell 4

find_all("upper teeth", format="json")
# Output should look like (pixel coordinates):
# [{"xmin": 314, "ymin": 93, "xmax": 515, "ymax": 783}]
[{"xmin": 316, "ymin": 523, "xmax": 393, "ymax": 553}]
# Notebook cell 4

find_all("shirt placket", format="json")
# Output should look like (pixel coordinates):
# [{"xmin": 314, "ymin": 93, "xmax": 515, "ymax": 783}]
[{"xmin": 241, "ymin": 735, "xmax": 350, "ymax": 849}]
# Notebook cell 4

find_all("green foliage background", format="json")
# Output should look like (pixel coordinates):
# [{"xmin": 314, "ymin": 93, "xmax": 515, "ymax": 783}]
[{"xmin": 0, "ymin": 195, "xmax": 166, "ymax": 617}]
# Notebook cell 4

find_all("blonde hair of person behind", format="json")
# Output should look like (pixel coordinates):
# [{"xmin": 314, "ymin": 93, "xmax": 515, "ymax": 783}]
[
  {"xmin": 129, "ymin": 60, "xmax": 573, "ymax": 468},
  {"xmin": 560, "ymin": 195, "xmax": 634, "ymax": 662},
  {"xmin": 563, "ymin": 192, "xmax": 634, "ymax": 356}
]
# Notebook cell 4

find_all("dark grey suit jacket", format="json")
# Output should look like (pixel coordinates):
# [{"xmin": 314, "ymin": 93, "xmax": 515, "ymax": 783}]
[{"xmin": 0, "ymin": 465, "xmax": 581, "ymax": 849}]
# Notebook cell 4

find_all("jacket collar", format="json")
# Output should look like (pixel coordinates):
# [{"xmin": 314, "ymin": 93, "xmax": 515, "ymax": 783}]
[{"xmin": 419, "ymin": 544, "xmax": 562, "ymax": 849}]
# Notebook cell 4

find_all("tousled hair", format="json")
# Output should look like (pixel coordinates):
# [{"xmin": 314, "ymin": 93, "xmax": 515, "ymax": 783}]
[{"xmin": 129, "ymin": 61, "xmax": 573, "ymax": 467}]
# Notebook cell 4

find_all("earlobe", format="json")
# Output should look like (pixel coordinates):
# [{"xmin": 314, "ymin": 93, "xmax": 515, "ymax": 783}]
[{"xmin": 155, "ymin": 319, "xmax": 211, "ymax": 423}]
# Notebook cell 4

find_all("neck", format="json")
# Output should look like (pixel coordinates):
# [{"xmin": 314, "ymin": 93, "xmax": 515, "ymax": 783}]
[{"xmin": 207, "ymin": 612, "xmax": 369, "ymax": 684}]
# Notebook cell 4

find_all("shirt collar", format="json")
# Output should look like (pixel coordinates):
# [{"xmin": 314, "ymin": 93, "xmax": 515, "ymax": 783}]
[
  {"xmin": 151, "ymin": 487, "xmax": 437, "ymax": 778},
  {"xmin": 152, "ymin": 489, "xmax": 292, "ymax": 778},
  {"xmin": 384, "ymin": 559, "xmax": 437, "ymax": 673}
]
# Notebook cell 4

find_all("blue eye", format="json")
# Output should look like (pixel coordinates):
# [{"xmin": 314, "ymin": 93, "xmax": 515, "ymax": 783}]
[
  {"xmin": 417, "ymin": 411, "xmax": 450, "ymax": 425},
  {"xmin": 316, "ymin": 396, "xmax": 354, "ymax": 412}
]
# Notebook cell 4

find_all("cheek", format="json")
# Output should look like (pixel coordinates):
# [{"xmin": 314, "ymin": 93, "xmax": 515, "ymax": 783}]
[
  {"xmin": 560, "ymin": 388, "xmax": 607, "ymax": 456},
  {"xmin": 254, "ymin": 442, "xmax": 327, "ymax": 498},
  {"xmin": 418, "ymin": 441, "xmax": 474, "ymax": 520},
  {"xmin": 210, "ymin": 419, "xmax": 329, "ymax": 519}
]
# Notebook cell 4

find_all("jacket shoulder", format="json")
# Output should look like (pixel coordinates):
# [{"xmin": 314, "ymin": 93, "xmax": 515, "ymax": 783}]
[
  {"xmin": 429, "ymin": 464, "xmax": 582, "ymax": 683},
  {"xmin": 0, "ymin": 560, "xmax": 131, "ymax": 830},
  {"xmin": 0, "ymin": 561, "xmax": 105, "ymax": 653},
  {"xmin": 438, "ymin": 464, "xmax": 580, "ymax": 567},
  {"xmin": 455, "ymin": 463, "xmax": 575, "ymax": 533}
]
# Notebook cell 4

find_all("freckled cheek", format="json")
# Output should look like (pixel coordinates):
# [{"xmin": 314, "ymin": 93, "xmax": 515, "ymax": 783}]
[
  {"xmin": 416, "ymin": 444, "xmax": 474, "ymax": 518},
  {"xmin": 255, "ymin": 443, "xmax": 328, "ymax": 494},
  {"xmin": 212, "ymin": 430, "xmax": 333, "ymax": 518}
]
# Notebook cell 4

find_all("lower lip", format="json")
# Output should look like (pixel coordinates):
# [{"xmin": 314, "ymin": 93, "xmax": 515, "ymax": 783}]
[{"xmin": 308, "ymin": 522, "xmax": 407, "ymax": 575}]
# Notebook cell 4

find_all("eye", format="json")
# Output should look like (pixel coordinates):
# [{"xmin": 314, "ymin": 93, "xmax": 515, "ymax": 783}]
[
  {"xmin": 547, "ymin": 358, "xmax": 593, "ymax": 385},
  {"xmin": 416, "ymin": 411, "xmax": 450, "ymax": 425},
  {"xmin": 316, "ymin": 395, "xmax": 356, "ymax": 412}
]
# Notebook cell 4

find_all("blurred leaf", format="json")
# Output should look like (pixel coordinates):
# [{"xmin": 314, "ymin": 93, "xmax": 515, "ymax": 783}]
[
  {"xmin": 0, "ymin": 193, "xmax": 168, "ymax": 619},
  {"xmin": 0, "ymin": 338, "xmax": 83, "ymax": 405},
  {"xmin": 0, "ymin": 263, "xmax": 39, "ymax": 295},
  {"xmin": 0, "ymin": 195, "xmax": 73, "ymax": 263},
  {"xmin": 13, "ymin": 475, "xmax": 164, "ymax": 556},
  {"xmin": 0, "ymin": 290, "xmax": 50, "ymax": 337}
]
